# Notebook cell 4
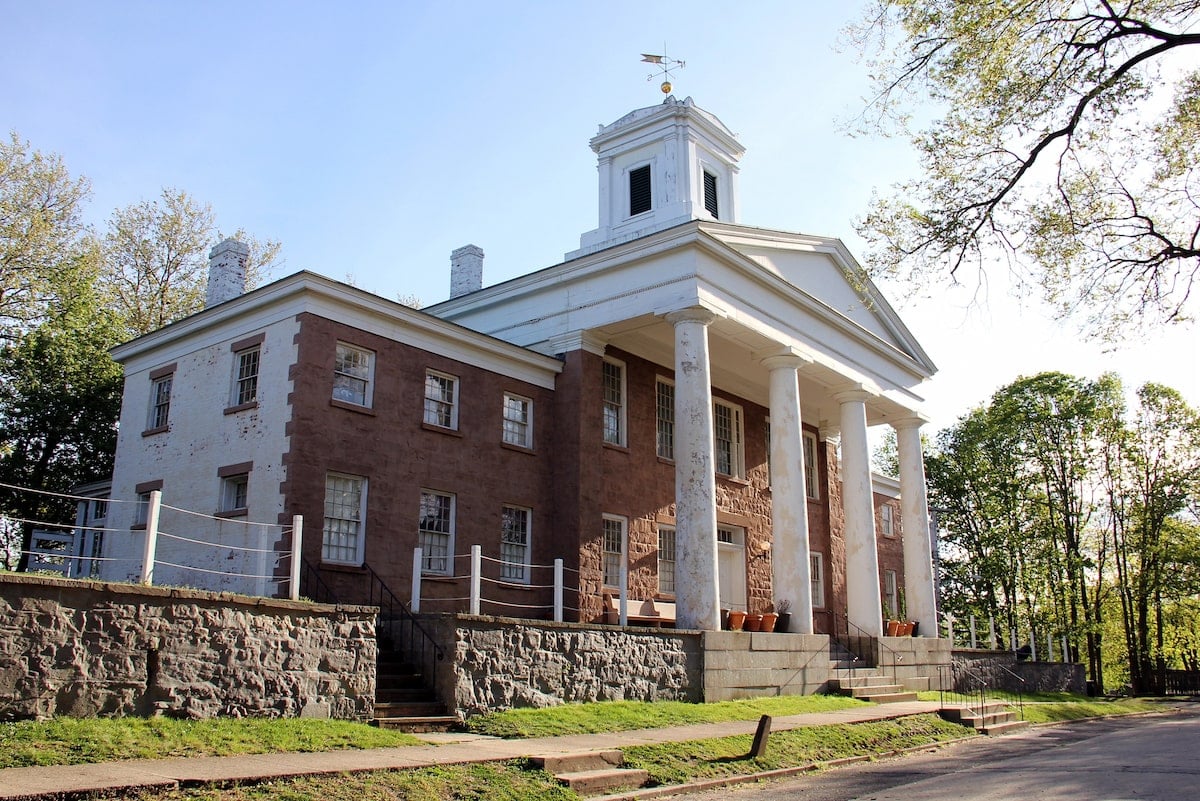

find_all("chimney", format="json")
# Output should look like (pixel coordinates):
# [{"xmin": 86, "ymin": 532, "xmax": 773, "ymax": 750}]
[
  {"xmin": 206, "ymin": 238, "xmax": 250, "ymax": 308},
  {"xmin": 450, "ymin": 244, "xmax": 484, "ymax": 299}
]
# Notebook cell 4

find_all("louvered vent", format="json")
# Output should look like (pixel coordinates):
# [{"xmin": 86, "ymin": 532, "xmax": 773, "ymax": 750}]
[
  {"xmin": 703, "ymin": 171, "xmax": 719, "ymax": 218},
  {"xmin": 629, "ymin": 164, "xmax": 652, "ymax": 216}
]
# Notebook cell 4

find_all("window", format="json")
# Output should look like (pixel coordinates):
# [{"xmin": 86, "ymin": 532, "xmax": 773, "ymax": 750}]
[
  {"xmin": 134, "ymin": 492, "xmax": 151, "ymax": 526},
  {"xmin": 602, "ymin": 359, "xmax": 625, "ymax": 446},
  {"xmin": 150, "ymin": 375, "xmax": 172, "ymax": 429},
  {"xmin": 602, "ymin": 515, "xmax": 626, "ymax": 588},
  {"xmin": 713, "ymin": 400, "xmax": 744, "ymax": 477},
  {"xmin": 419, "ymin": 490, "xmax": 455, "ymax": 575},
  {"xmin": 703, "ymin": 171, "xmax": 719, "ymax": 218},
  {"xmin": 232, "ymin": 346, "xmax": 260, "ymax": 406},
  {"xmin": 803, "ymin": 433, "xmax": 819, "ymax": 499},
  {"xmin": 657, "ymin": 525, "xmax": 676, "ymax": 595},
  {"xmin": 810, "ymin": 552, "xmax": 825, "ymax": 608},
  {"xmin": 424, "ymin": 370, "xmax": 459, "ymax": 429},
  {"xmin": 655, "ymin": 379, "xmax": 674, "ymax": 459},
  {"xmin": 764, "ymin": 420, "xmax": 772, "ymax": 486},
  {"xmin": 880, "ymin": 503, "xmax": 895, "ymax": 538},
  {"xmin": 500, "ymin": 505, "xmax": 531, "ymax": 583},
  {"xmin": 333, "ymin": 343, "xmax": 373, "ymax": 406},
  {"xmin": 322, "ymin": 473, "xmax": 367, "ymax": 565},
  {"xmin": 629, "ymin": 164, "xmax": 652, "ymax": 216},
  {"xmin": 502, "ymin": 393, "xmax": 532, "ymax": 447},
  {"xmin": 220, "ymin": 474, "xmax": 249, "ymax": 514},
  {"xmin": 883, "ymin": 569, "xmax": 899, "ymax": 620},
  {"xmin": 91, "ymin": 500, "xmax": 108, "ymax": 521},
  {"xmin": 717, "ymin": 525, "xmax": 741, "ymax": 545}
]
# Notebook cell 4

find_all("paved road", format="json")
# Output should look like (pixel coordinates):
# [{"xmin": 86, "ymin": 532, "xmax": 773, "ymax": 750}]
[{"xmin": 671, "ymin": 706, "xmax": 1200, "ymax": 801}]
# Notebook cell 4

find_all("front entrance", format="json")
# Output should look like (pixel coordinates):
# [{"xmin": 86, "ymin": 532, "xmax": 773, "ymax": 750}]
[{"xmin": 717, "ymin": 525, "xmax": 747, "ymax": 612}]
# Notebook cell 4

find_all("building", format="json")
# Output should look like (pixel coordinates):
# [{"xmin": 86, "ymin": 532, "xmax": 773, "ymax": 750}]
[{"xmin": 102, "ymin": 96, "xmax": 939, "ymax": 640}]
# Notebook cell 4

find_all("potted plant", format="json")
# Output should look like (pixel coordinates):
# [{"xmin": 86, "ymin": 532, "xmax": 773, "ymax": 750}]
[
  {"xmin": 761, "ymin": 611, "xmax": 779, "ymax": 632},
  {"xmin": 775, "ymin": 599, "xmax": 792, "ymax": 633},
  {"xmin": 727, "ymin": 610, "xmax": 746, "ymax": 631},
  {"xmin": 745, "ymin": 613, "xmax": 764, "ymax": 631}
]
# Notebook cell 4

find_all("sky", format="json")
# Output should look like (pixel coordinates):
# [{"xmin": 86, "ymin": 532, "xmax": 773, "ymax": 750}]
[{"xmin": 4, "ymin": 0, "xmax": 1197, "ymax": 435}]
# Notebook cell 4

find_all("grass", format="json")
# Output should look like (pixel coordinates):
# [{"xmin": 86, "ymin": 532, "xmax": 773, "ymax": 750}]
[
  {"xmin": 914, "ymin": 690, "xmax": 1162, "ymax": 724},
  {"xmin": 465, "ymin": 694, "xmax": 868, "ymax": 738},
  {"xmin": 0, "ymin": 717, "xmax": 422, "ymax": 769}
]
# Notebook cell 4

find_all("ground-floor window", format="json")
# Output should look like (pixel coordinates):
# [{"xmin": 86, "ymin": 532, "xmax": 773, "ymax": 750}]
[
  {"xmin": 657, "ymin": 525, "xmax": 676, "ymax": 595},
  {"xmin": 322, "ymin": 472, "xmax": 367, "ymax": 565},
  {"xmin": 419, "ymin": 490, "xmax": 455, "ymax": 574},
  {"xmin": 500, "ymin": 505, "xmax": 530, "ymax": 583},
  {"xmin": 602, "ymin": 515, "xmax": 626, "ymax": 588}
]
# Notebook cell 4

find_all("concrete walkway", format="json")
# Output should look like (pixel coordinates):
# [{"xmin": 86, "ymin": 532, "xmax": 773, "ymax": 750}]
[{"xmin": 0, "ymin": 701, "xmax": 942, "ymax": 800}]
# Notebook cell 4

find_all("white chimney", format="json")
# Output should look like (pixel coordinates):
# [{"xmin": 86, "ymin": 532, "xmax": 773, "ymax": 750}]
[
  {"xmin": 450, "ymin": 244, "xmax": 484, "ymax": 299},
  {"xmin": 206, "ymin": 239, "xmax": 250, "ymax": 308}
]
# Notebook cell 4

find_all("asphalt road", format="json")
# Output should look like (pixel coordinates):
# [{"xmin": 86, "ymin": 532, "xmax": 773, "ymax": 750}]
[{"xmin": 671, "ymin": 704, "xmax": 1200, "ymax": 801}]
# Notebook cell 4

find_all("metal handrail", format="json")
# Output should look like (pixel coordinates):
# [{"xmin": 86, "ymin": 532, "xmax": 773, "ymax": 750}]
[
  {"xmin": 363, "ymin": 562, "xmax": 445, "ymax": 696},
  {"xmin": 939, "ymin": 661, "xmax": 1025, "ymax": 721},
  {"xmin": 299, "ymin": 556, "xmax": 339, "ymax": 604},
  {"xmin": 842, "ymin": 614, "xmax": 904, "ymax": 683}
]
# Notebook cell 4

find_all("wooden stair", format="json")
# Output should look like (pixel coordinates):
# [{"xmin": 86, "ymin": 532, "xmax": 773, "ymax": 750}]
[
  {"xmin": 530, "ymin": 750, "xmax": 649, "ymax": 797},
  {"xmin": 372, "ymin": 647, "xmax": 458, "ymax": 732},
  {"xmin": 939, "ymin": 701, "xmax": 1031, "ymax": 736}
]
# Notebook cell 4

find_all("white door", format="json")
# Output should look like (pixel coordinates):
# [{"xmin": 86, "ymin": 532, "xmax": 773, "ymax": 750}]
[{"xmin": 717, "ymin": 525, "xmax": 747, "ymax": 612}]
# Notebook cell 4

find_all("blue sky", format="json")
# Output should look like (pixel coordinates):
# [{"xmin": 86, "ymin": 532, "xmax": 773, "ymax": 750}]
[{"xmin": 5, "ymin": 1, "xmax": 1196, "ymax": 431}]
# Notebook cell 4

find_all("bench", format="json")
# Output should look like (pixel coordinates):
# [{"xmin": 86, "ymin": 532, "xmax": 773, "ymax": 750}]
[{"xmin": 602, "ymin": 593, "xmax": 676, "ymax": 628}]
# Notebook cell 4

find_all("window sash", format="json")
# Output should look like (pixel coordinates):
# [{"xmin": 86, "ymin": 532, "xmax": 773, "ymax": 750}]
[
  {"xmin": 424, "ymin": 372, "xmax": 458, "ymax": 428},
  {"xmin": 810, "ymin": 552, "xmax": 825, "ymax": 608},
  {"xmin": 602, "ymin": 360, "xmax": 624, "ymax": 445},
  {"xmin": 151, "ymin": 376, "xmax": 172, "ymax": 428},
  {"xmin": 222, "ymin": 475, "xmax": 249, "ymax": 512},
  {"xmin": 333, "ymin": 344, "xmax": 372, "ymax": 406},
  {"xmin": 656, "ymin": 379, "xmax": 674, "ymax": 459},
  {"xmin": 657, "ymin": 526, "xmax": 676, "ymax": 595},
  {"xmin": 502, "ymin": 394, "xmax": 531, "ymax": 447},
  {"xmin": 322, "ymin": 473, "xmax": 365, "ymax": 564},
  {"xmin": 880, "ymin": 504, "xmax": 895, "ymax": 537},
  {"xmin": 714, "ymin": 402, "xmax": 742, "ymax": 476},
  {"xmin": 803, "ymin": 434, "xmax": 819, "ymax": 499},
  {"xmin": 234, "ymin": 347, "xmax": 260, "ymax": 405},
  {"xmin": 602, "ymin": 517, "xmax": 624, "ymax": 587},
  {"xmin": 884, "ymin": 569, "xmax": 899, "ymax": 619},
  {"xmin": 419, "ymin": 490, "xmax": 454, "ymax": 574},
  {"xmin": 500, "ymin": 506, "xmax": 530, "ymax": 582}
]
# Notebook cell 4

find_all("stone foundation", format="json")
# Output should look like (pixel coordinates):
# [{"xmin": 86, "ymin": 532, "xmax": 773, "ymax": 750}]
[
  {"xmin": 702, "ymin": 631, "xmax": 831, "ymax": 700},
  {"xmin": 0, "ymin": 573, "xmax": 377, "ymax": 721}
]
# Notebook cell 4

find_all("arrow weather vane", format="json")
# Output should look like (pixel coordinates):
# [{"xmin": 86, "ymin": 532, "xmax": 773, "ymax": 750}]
[{"xmin": 642, "ymin": 51, "xmax": 685, "ymax": 95}]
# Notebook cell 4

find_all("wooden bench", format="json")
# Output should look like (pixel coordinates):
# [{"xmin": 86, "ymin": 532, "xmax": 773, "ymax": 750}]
[{"xmin": 603, "ymin": 593, "xmax": 676, "ymax": 628}]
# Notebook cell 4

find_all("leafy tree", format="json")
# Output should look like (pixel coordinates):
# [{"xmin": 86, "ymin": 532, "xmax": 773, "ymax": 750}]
[
  {"xmin": 0, "ymin": 132, "xmax": 92, "ymax": 339},
  {"xmin": 851, "ymin": 1, "xmax": 1200, "ymax": 337},
  {"xmin": 100, "ymin": 188, "xmax": 282, "ymax": 338}
]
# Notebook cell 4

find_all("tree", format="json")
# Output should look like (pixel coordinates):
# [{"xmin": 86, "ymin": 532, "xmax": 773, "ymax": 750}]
[
  {"xmin": 0, "ymin": 132, "xmax": 92, "ymax": 339},
  {"xmin": 100, "ymin": 188, "xmax": 282, "ymax": 338},
  {"xmin": 851, "ymin": 1, "xmax": 1200, "ymax": 337}
]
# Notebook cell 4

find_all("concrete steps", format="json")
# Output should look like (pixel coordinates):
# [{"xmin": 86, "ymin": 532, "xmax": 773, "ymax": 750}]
[
  {"xmin": 530, "ymin": 750, "xmax": 649, "ymax": 797},
  {"xmin": 829, "ymin": 671, "xmax": 919, "ymax": 703},
  {"xmin": 939, "ymin": 701, "xmax": 1030, "ymax": 736},
  {"xmin": 372, "ymin": 650, "xmax": 457, "ymax": 732}
]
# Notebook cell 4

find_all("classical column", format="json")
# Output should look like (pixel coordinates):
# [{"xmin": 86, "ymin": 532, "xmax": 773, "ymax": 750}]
[
  {"xmin": 761, "ymin": 352, "xmax": 813, "ymax": 634},
  {"xmin": 836, "ymin": 388, "xmax": 883, "ymax": 637},
  {"xmin": 666, "ymin": 308, "xmax": 721, "ymax": 631},
  {"xmin": 894, "ymin": 417, "xmax": 938, "ymax": 637}
]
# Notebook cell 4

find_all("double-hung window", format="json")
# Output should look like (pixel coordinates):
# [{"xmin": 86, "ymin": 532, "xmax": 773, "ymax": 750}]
[
  {"xmin": 500, "ymin": 505, "xmax": 531, "ymax": 583},
  {"xmin": 602, "ymin": 359, "xmax": 625, "ymax": 446},
  {"xmin": 883, "ymin": 569, "xmax": 899, "ymax": 620},
  {"xmin": 657, "ymin": 525, "xmax": 676, "ymax": 595},
  {"xmin": 146, "ymin": 364, "xmax": 176, "ymax": 432},
  {"xmin": 810, "ymin": 552, "xmax": 825, "ymax": 608},
  {"xmin": 602, "ymin": 515, "xmax": 626, "ymax": 588},
  {"xmin": 322, "ymin": 472, "xmax": 367, "ymax": 565},
  {"xmin": 232, "ymin": 347, "xmax": 260, "ymax": 406},
  {"xmin": 419, "ymin": 490, "xmax": 454, "ymax": 574},
  {"xmin": 502, "ymin": 393, "xmax": 532, "ymax": 447},
  {"xmin": 218, "ymin": 463, "xmax": 251, "ymax": 516},
  {"xmin": 803, "ymin": 433, "xmax": 819, "ymax": 499},
  {"xmin": 424, "ymin": 370, "xmax": 459, "ymax": 429},
  {"xmin": 655, "ymin": 378, "xmax": 674, "ymax": 459},
  {"xmin": 880, "ymin": 504, "xmax": 895, "ymax": 538},
  {"xmin": 333, "ymin": 343, "xmax": 373, "ymax": 407},
  {"xmin": 713, "ymin": 399, "xmax": 744, "ymax": 477}
]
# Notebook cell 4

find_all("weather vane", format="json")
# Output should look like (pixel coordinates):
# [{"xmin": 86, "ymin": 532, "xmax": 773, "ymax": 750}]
[{"xmin": 642, "ymin": 51, "xmax": 685, "ymax": 95}]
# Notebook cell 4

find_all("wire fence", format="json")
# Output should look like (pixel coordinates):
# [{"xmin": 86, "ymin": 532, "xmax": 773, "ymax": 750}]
[{"xmin": 410, "ymin": 545, "xmax": 586, "ymax": 620}]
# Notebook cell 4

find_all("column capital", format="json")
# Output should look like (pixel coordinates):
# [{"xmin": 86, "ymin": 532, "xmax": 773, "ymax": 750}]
[
  {"xmin": 832, "ymin": 386, "xmax": 876, "ymax": 404},
  {"xmin": 758, "ymin": 347, "xmax": 813, "ymax": 372},
  {"xmin": 665, "ymin": 307, "xmax": 717, "ymax": 327},
  {"xmin": 891, "ymin": 413, "xmax": 931, "ymax": 432}
]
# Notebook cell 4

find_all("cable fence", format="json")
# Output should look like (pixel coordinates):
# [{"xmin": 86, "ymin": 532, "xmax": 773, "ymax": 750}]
[{"xmin": 410, "ymin": 545, "xmax": 584, "ymax": 621}]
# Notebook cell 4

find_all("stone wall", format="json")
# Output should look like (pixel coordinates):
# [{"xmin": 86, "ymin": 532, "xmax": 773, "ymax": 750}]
[
  {"xmin": 0, "ymin": 573, "xmax": 377, "ymax": 721},
  {"xmin": 434, "ymin": 614, "xmax": 702, "ymax": 717},
  {"xmin": 702, "ymin": 631, "xmax": 831, "ymax": 700},
  {"xmin": 952, "ymin": 649, "xmax": 1086, "ymax": 694},
  {"xmin": 877, "ymin": 636, "xmax": 952, "ymax": 691}
]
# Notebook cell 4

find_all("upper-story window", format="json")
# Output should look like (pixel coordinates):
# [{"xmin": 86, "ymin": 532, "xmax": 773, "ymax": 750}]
[
  {"xmin": 232, "ymin": 347, "xmax": 260, "ymax": 406},
  {"xmin": 655, "ymin": 378, "xmax": 674, "ymax": 459},
  {"xmin": 629, "ymin": 164, "xmax": 652, "ymax": 216},
  {"xmin": 424, "ymin": 370, "xmax": 459, "ymax": 429},
  {"xmin": 803, "ymin": 432, "xmax": 820, "ymax": 499},
  {"xmin": 333, "ymin": 343, "xmax": 373, "ymax": 407},
  {"xmin": 713, "ymin": 399, "xmax": 744, "ymax": 477},
  {"xmin": 703, "ymin": 171, "xmax": 719, "ymax": 218},
  {"xmin": 502, "ymin": 392, "xmax": 532, "ymax": 447},
  {"xmin": 880, "ymin": 503, "xmax": 896, "ymax": 538},
  {"xmin": 602, "ymin": 358, "xmax": 626, "ymax": 446},
  {"xmin": 146, "ymin": 365, "xmax": 175, "ymax": 432}
]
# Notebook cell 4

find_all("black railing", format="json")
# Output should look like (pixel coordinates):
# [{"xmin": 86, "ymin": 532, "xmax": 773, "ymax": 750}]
[
  {"xmin": 364, "ymin": 562, "xmax": 445, "ymax": 696},
  {"xmin": 299, "ymin": 556, "xmax": 339, "ymax": 604},
  {"xmin": 938, "ymin": 662, "xmax": 1025, "ymax": 721},
  {"xmin": 1163, "ymin": 670, "xmax": 1200, "ymax": 695}
]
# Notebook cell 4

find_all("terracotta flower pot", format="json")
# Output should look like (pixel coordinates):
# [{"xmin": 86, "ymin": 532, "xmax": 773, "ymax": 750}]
[
  {"xmin": 727, "ymin": 610, "xmax": 746, "ymax": 631},
  {"xmin": 886, "ymin": 619, "xmax": 902, "ymax": 637},
  {"xmin": 761, "ymin": 612, "xmax": 779, "ymax": 632},
  {"xmin": 745, "ymin": 613, "xmax": 764, "ymax": 632}
]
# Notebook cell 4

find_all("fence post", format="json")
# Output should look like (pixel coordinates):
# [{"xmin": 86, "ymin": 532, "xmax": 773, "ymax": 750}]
[
  {"xmin": 1030, "ymin": 629, "xmax": 1037, "ymax": 661},
  {"xmin": 1062, "ymin": 635, "xmax": 1069, "ymax": 663},
  {"xmin": 289, "ymin": 515, "xmax": 303, "ymax": 601},
  {"xmin": 1047, "ymin": 632, "xmax": 1054, "ymax": 662},
  {"xmin": 553, "ymin": 558, "xmax": 563, "ymax": 623},
  {"xmin": 989, "ymin": 614, "xmax": 997, "ymax": 649},
  {"xmin": 618, "ymin": 554, "xmax": 628, "ymax": 627},
  {"xmin": 470, "ymin": 544, "xmax": 481, "ymax": 615},
  {"xmin": 140, "ymin": 490, "xmax": 162, "ymax": 585},
  {"xmin": 969, "ymin": 614, "xmax": 977, "ymax": 648},
  {"xmin": 411, "ymin": 547, "xmax": 423, "ymax": 613}
]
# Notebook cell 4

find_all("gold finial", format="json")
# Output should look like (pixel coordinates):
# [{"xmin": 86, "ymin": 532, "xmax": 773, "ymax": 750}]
[{"xmin": 641, "ymin": 51, "xmax": 685, "ymax": 95}]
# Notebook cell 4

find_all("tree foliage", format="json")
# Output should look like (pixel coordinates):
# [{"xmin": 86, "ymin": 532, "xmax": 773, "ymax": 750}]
[
  {"xmin": 851, "ymin": 1, "xmax": 1200, "ymax": 337},
  {"xmin": 0, "ymin": 132, "xmax": 93, "ymax": 339}
]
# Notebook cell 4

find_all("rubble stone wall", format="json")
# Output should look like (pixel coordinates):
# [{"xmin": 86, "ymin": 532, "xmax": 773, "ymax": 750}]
[
  {"xmin": 952, "ymin": 649, "xmax": 1086, "ymax": 694},
  {"xmin": 0, "ymin": 573, "xmax": 376, "ymax": 721}
]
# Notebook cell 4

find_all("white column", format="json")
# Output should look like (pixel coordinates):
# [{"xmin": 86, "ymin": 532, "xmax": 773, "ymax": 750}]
[
  {"xmin": 836, "ymin": 389, "xmax": 883, "ymax": 637},
  {"xmin": 894, "ymin": 417, "xmax": 938, "ymax": 637},
  {"xmin": 761, "ymin": 352, "xmax": 813, "ymax": 634},
  {"xmin": 667, "ymin": 308, "xmax": 721, "ymax": 631}
]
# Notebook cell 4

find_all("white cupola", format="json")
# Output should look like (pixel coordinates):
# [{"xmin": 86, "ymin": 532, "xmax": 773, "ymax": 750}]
[{"xmin": 568, "ymin": 96, "xmax": 745, "ymax": 260}]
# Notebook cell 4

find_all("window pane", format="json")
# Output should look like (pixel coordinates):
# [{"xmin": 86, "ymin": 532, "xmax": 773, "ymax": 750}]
[
  {"xmin": 714, "ymin": 403, "xmax": 733, "ymax": 474},
  {"xmin": 334, "ymin": 345, "xmax": 371, "ymax": 406},
  {"xmin": 803, "ymin": 435, "xmax": 819, "ymax": 499},
  {"xmin": 656, "ymin": 380, "xmax": 674, "ymax": 459},
  {"xmin": 151, "ymin": 377, "xmax": 172, "ymax": 428}
]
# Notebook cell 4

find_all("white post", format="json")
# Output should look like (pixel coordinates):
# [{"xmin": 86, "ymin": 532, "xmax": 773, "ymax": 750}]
[
  {"xmin": 1011, "ymin": 628, "xmax": 1017, "ymax": 654},
  {"xmin": 1030, "ymin": 629, "xmax": 1038, "ymax": 661},
  {"xmin": 970, "ymin": 614, "xmax": 977, "ymax": 649},
  {"xmin": 1047, "ymin": 632, "xmax": 1054, "ymax": 662},
  {"xmin": 1062, "ymin": 635, "xmax": 1070, "ymax": 663},
  {"xmin": 894, "ymin": 417, "xmax": 938, "ymax": 638},
  {"xmin": 289, "ymin": 515, "xmax": 303, "ymax": 601},
  {"xmin": 618, "ymin": 550, "xmax": 628, "ymax": 627},
  {"xmin": 140, "ymin": 490, "xmax": 162, "ymax": 585},
  {"xmin": 411, "ymin": 547, "xmax": 423, "ymax": 613},
  {"xmin": 989, "ymin": 614, "xmax": 997, "ymax": 649},
  {"xmin": 837, "ymin": 389, "xmax": 884, "ymax": 637},
  {"xmin": 944, "ymin": 613, "xmax": 955, "ymax": 645},
  {"xmin": 470, "ymin": 544, "xmax": 481, "ymax": 615},
  {"xmin": 553, "ymin": 558, "xmax": 564, "ymax": 623}
]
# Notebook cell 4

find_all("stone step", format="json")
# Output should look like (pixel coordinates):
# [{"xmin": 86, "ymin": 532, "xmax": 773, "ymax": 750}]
[
  {"xmin": 375, "ymin": 700, "xmax": 447, "ymax": 717},
  {"xmin": 982, "ymin": 719, "xmax": 1031, "ymax": 736},
  {"xmin": 530, "ymin": 749, "xmax": 624, "ymax": 774},
  {"xmin": 939, "ymin": 702, "xmax": 1009, "ymax": 724},
  {"xmin": 376, "ymin": 686, "xmax": 438, "ymax": 703},
  {"xmin": 857, "ymin": 690, "xmax": 920, "ymax": 703},
  {"xmin": 555, "ymin": 768, "xmax": 650, "ymax": 796},
  {"xmin": 372, "ymin": 714, "xmax": 461, "ymax": 732}
]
